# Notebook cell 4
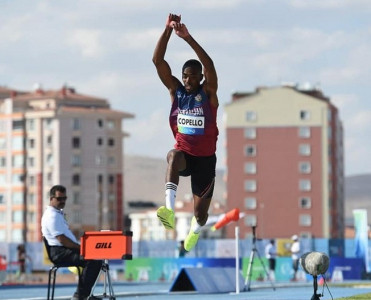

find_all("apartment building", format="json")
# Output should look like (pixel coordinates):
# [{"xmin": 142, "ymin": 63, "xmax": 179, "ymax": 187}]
[
  {"xmin": 0, "ymin": 85, "xmax": 133, "ymax": 243},
  {"xmin": 224, "ymin": 85, "xmax": 344, "ymax": 240}
]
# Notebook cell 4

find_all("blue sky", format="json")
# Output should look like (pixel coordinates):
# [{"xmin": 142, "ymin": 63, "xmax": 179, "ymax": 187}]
[{"xmin": 1, "ymin": 0, "xmax": 370, "ymax": 176}]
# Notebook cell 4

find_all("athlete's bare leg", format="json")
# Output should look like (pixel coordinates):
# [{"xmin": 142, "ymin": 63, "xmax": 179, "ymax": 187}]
[
  {"xmin": 193, "ymin": 195, "xmax": 211, "ymax": 226},
  {"xmin": 166, "ymin": 149, "xmax": 186, "ymax": 184}
]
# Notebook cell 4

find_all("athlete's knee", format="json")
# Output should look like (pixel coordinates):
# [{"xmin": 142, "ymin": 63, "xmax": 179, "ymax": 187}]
[
  {"xmin": 167, "ymin": 149, "xmax": 181, "ymax": 163},
  {"xmin": 167, "ymin": 150, "xmax": 185, "ymax": 169},
  {"xmin": 195, "ymin": 212, "xmax": 208, "ymax": 226}
]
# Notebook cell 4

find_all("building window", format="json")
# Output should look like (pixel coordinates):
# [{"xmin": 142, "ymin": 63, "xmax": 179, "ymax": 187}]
[
  {"xmin": 299, "ymin": 179, "xmax": 311, "ymax": 191},
  {"xmin": 299, "ymin": 127, "xmax": 311, "ymax": 138},
  {"xmin": 300, "ymin": 110, "xmax": 311, "ymax": 120},
  {"xmin": 97, "ymin": 137, "xmax": 103, "ymax": 146},
  {"xmin": 246, "ymin": 111, "xmax": 257, "ymax": 122},
  {"xmin": 299, "ymin": 144, "xmax": 311, "ymax": 156},
  {"xmin": 46, "ymin": 153, "xmax": 53, "ymax": 166},
  {"xmin": 0, "ymin": 157, "xmax": 5, "ymax": 168},
  {"xmin": 12, "ymin": 155, "xmax": 24, "ymax": 167},
  {"xmin": 108, "ymin": 175, "xmax": 115, "ymax": 184},
  {"xmin": 0, "ymin": 213, "xmax": 5, "ymax": 224},
  {"xmin": 28, "ymin": 138, "xmax": 35, "ymax": 149},
  {"xmin": 97, "ymin": 174, "xmax": 103, "ymax": 184},
  {"xmin": 73, "ymin": 192, "xmax": 80, "ymax": 205},
  {"xmin": 72, "ymin": 118, "xmax": 81, "ymax": 130},
  {"xmin": 108, "ymin": 193, "xmax": 115, "ymax": 202},
  {"xmin": 0, "ymin": 174, "xmax": 6, "ymax": 185},
  {"xmin": 0, "ymin": 157, "xmax": 6, "ymax": 167},
  {"xmin": 12, "ymin": 136, "xmax": 23, "ymax": 150},
  {"xmin": 72, "ymin": 137, "xmax": 80, "ymax": 148},
  {"xmin": 244, "ymin": 162, "xmax": 256, "ymax": 174},
  {"xmin": 299, "ymin": 214, "xmax": 312, "ymax": 226},
  {"xmin": 44, "ymin": 118, "xmax": 53, "ymax": 130},
  {"xmin": 28, "ymin": 175, "xmax": 35, "ymax": 185},
  {"xmin": 28, "ymin": 193, "xmax": 35, "ymax": 205},
  {"xmin": 299, "ymin": 197, "xmax": 311, "ymax": 209},
  {"xmin": 46, "ymin": 172, "xmax": 52, "ymax": 185},
  {"xmin": 12, "ymin": 229, "xmax": 23, "ymax": 242},
  {"xmin": 27, "ymin": 211, "xmax": 35, "ymax": 223},
  {"xmin": 245, "ymin": 197, "xmax": 257, "ymax": 209},
  {"xmin": 245, "ymin": 215, "xmax": 257, "ymax": 227},
  {"xmin": 96, "ymin": 155, "xmax": 103, "ymax": 165},
  {"xmin": 108, "ymin": 138, "xmax": 115, "ymax": 147},
  {"xmin": 12, "ymin": 210, "xmax": 23, "ymax": 223},
  {"xmin": 107, "ymin": 120, "xmax": 115, "ymax": 129},
  {"xmin": 0, "ymin": 120, "xmax": 5, "ymax": 132},
  {"xmin": 97, "ymin": 119, "xmax": 104, "ymax": 128},
  {"xmin": 12, "ymin": 120, "xmax": 24, "ymax": 130},
  {"xmin": 46, "ymin": 135, "xmax": 52, "ymax": 147},
  {"xmin": 244, "ymin": 128, "xmax": 256, "ymax": 139},
  {"xmin": 0, "ymin": 138, "xmax": 6, "ymax": 149},
  {"xmin": 72, "ymin": 155, "xmax": 81, "ymax": 166},
  {"xmin": 245, "ymin": 145, "xmax": 256, "ymax": 156},
  {"xmin": 0, "ymin": 194, "xmax": 4, "ymax": 204},
  {"xmin": 299, "ymin": 162, "xmax": 311, "ymax": 174},
  {"xmin": 12, "ymin": 174, "xmax": 23, "ymax": 185},
  {"xmin": 27, "ymin": 119, "xmax": 35, "ymax": 131},
  {"xmin": 12, "ymin": 192, "xmax": 23, "ymax": 204},
  {"xmin": 108, "ymin": 156, "xmax": 116, "ymax": 165},
  {"xmin": 244, "ymin": 180, "xmax": 257, "ymax": 192},
  {"xmin": 72, "ymin": 174, "xmax": 80, "ymax": 186}
]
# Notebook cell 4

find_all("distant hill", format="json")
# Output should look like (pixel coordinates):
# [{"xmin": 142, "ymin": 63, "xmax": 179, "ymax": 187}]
[
  {"xmin": 345, "ymin": 174, "xmax": 371, "ymax": 224},
  {"xmin": 124, "ymin": 155, "xmax": 371, "ymax": 223}
]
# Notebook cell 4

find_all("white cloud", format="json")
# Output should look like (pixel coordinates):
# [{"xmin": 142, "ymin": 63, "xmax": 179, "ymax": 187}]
[
  {"xmin": 331, "ymin": 94, "xmax": 359, "ymax": 112},
  {"xmin": 320, "ymin": 68, "xmax": 362, "ymax": 86},
  {"xmin": 67, "ymin": 29, "xmax": 104, "ymax": 58},
  {"xmin": 347, "ymin": 110, "xmax": 371, "ymax": 130},
  {"xmin": 117, "ymin": 29, "xmax": 160, "ymax": 50},
  {"xmin": 0, "ymin": 15, "xmax": 32, "ymax": 45}
]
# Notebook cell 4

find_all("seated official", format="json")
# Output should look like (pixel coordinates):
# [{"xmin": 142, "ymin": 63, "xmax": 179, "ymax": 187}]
[{"xmin": 41, "ymin": 185, "xmax": 102, "ymax": 300}]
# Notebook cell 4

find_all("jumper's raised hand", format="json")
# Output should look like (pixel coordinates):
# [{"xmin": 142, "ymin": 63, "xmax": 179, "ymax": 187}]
[
  {"xmin": 166, "ymin": 13, "xmax": 181, "ymax": 28},
  {"xmin": 173, "ymin": 23, "xmax": 190, "ymax": 39}
]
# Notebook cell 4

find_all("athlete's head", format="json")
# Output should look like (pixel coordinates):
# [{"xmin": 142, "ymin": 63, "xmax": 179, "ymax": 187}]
[{"xmin": 182, "ymin": 59, "xmax": 203, "ymax": 94}]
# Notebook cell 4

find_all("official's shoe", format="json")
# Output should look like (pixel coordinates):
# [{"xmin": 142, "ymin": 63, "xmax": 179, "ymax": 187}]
[
  {"xmin": 157, "ymin": 206, "xmax": 175, "ymax": 230},
  {"xmin": 184, "ymin": 217, "xmax": 200, "ymax": 251}
]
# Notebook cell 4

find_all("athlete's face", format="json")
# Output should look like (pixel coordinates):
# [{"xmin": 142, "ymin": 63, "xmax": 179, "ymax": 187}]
[{"xmin": 182, "ymin": 67, "xmax": 203, "ymax": 94}]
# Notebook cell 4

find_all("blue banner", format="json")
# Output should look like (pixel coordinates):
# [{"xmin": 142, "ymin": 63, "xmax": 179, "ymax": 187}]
[{"xmin": 327, "ymin": 257, "xmax": 364, "ymax": 280}]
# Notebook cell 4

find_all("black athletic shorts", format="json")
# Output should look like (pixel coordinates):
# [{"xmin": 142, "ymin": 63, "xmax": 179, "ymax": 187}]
[{"xmin": 179, "ymin": 152, "xmax": 216, "ymax": 198}]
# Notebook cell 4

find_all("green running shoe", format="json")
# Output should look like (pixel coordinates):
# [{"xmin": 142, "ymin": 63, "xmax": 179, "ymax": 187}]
[
  {"xmin": 184, "ymin": 217, "xmax": 200, "ymax": 252},
  {"xmin": 157, "ymin": 206, "xmax": 175, "ymax": 230}
]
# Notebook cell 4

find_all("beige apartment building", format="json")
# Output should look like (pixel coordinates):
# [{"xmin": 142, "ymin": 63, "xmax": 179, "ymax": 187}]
[
  {"xmin": 224, "ymin": 85, "xmax": 344, "ymax": 240},
  {"xmin": 0, "ymin": 85, "xmax": 133, "ymax": 243}
]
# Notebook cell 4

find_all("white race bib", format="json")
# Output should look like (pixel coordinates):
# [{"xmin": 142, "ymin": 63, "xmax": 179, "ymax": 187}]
[{"xmin": 177, "ymin": 114, "xmax": 205, "ymax": 135}]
